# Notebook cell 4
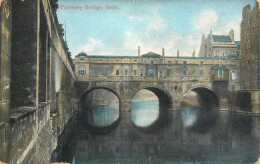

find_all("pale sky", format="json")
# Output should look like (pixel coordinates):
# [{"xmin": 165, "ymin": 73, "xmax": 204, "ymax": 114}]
[{"xmin": 57, "ymin": 0, "xmax": 256, "ymax": 58}]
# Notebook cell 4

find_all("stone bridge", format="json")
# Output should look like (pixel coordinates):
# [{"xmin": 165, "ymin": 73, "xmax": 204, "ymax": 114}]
[{"xmin": 76, "ymin": 77, "xmax": 221, "ymax": 111}]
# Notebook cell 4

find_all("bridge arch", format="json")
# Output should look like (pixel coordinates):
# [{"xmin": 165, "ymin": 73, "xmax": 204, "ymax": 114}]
[
  {"xmin": 130, "ymin": 85, "xmax": 173, "ymax": 104},
  {"xmin": 130, "ymin": 85, "xmax": 173, "ymax": 130},
  {"xmin": 80, "ymin": 86, "xmax": 121, "ymax": 102},
  {"xmin": 179, "ymin": 85, "xmax": 219, "ymax": 109},
  {"xmin": 79, "ymin": 86, "xmax": 121, "ymax": 133}
]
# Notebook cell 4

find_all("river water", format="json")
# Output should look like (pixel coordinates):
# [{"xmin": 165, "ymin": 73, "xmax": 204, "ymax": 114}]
[{"xmin": 60, "ymin": 101, "xmax": 260, "ymax": 164}]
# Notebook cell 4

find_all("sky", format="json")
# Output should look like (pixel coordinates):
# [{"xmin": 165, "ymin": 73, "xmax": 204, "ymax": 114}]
[{"xmin": 57, "ymin": 0, "xmax": 257, "ymax": 58}]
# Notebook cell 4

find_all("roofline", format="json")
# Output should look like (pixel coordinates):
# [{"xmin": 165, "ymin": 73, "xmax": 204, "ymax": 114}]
[{"xmin": 75, "ymin": 55, "xmax": 238, "ymax": 60}]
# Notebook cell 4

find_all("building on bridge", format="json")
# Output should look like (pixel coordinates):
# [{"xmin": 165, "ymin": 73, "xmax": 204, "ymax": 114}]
[
  {"xmin": 198, "ymin": 29, "xmax": 241, "ymax": 58},
  {"xmin": 74, "ymin": 50, "xmax": 241, "ymax": 92}
]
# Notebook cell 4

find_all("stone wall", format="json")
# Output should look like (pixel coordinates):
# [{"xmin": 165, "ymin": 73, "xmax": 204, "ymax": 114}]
[
  {"xmin": 241, "ymin": 2, "xmax": 260, "ymax": 89},
  {"xmin": 0, "ymin": 0, "xmax": 75, "ymax": 163},
  {"xmin": 9, "ymin": 104, "xmax": 51, "ymax": 164},
  {"xmin": 0, "ymin": 0, "xmax": 12, "ymax": 162}
]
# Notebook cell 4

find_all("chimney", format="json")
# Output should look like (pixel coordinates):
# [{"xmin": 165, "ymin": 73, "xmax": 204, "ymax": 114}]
[
  {"xmin": 162, "ymin": 48, "xmax": 165, "ymax": 57},
  {"xmin": 192, "ymin": 50, "xmax": 195, "ymax": 57},
  {"xmin": 138, "ymin": 46, "xmax": 140, "ymax": 57},
  {"xmin": 177, "ymin": 50, "xmax": 180, "ymax": 57},
  {"xmin": 229, "ymin": 29, "xmax": 234, "ymax": 42}
]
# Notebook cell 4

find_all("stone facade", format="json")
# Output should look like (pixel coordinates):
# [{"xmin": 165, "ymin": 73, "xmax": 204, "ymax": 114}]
[
  {"xmin": 198, "ymin": 29, "xmax": 240, "ymax": 58},
  {"xmin": 241, "ymin": 2, "xmax": 260, "ymax": 90},
  {"xmin": 74, "ymin": 52, "xmax": 241, "ymax": 92},
  {"xmin": 74, "ymin": 51, "xmax": 241, "ymax": 112},
  {"xmin": 0, "ymin": 0, "xmax": 12, "ymax": 162},
  {"xmin": 0, "ymin": 0, "xmax": 75, "ymax": 163}
]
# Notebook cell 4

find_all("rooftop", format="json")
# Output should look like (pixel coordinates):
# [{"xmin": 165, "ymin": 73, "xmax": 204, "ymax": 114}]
[
  {"xmin": 77, "ymin": 52, "xmax": 88, "ymax": 57},
  {"xmin": 212, "ymin": 66, "xmax": 228, "ymax": 70},
  {"xmin": 76, "ymin": 55, "xmax": 234, "ymax": 60},
  {"xmin": 87, "ymin": 56, "xmax": 139, "ymax": 59},
  {"xmin": 226, "ymin": 54, "xmax": 237, "ymax": 59},
  {"xmin": 235, "ymin": 41, "xmax": 241, "ymax": 50},
  {"xmin": 213, "ymin": 35, "xmax": 232, "ymax": 42},
  {"xmin": 141, "ymin": 52, "xmax": 161, "ymax": 58}
]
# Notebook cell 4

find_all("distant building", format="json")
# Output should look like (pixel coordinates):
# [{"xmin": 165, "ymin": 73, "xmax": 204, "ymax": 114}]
[
  {"xmin": 74, "ymin": 49, "xmax": 241, "ymax": 91},
  {"xmin": 241, "ymin": 1, "xmax": 260, "ymax": 90},
  {"xmin": 198, "ymin": 29, "xmax": 240, "ymax": 58}
]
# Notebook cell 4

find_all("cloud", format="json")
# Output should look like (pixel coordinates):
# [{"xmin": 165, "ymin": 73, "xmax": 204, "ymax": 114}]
[
  {"xmin": 123, "ymin": 31, "xmax": 200, "ymax": 57},
  {"xmin": 123, "ymin": 31, "xmax": 144, "ymax": 52},
  {"xmin": 128, "ymin": 16, "xmax": 143, "ymax": 22},
  {"xmin": 147, "ymin": 4, "xmax": 166, "ymax": 31},
  {"xmin": 195, "ymin": 9, "xmax": 218, "ymax": 30},
  {"xmin": 169, "ymin": 34, "xmax": 201, "ymax": 57},
  {"xmin": 214, "ymin": 17, "xmax": 241, "ymax": 41},
  {"xmin": 82, "ymin": 37, "xmax": 103, "ymax": 52},
  {"xmin": 78, "ymin": 37, "xmax": 113, "ymax": 55}
]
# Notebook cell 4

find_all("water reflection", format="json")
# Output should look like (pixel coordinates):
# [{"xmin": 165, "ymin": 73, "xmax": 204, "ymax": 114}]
[
  {"xmin": 131, "ymin": 101, "xmax": 159, "ymax": 127},
  {"xmin": 131, "ymin": 89, "xmax": 159, "ymax": 127},
  {"xmin": 59, "ymin": 101, "xmax": 260, "ymax": 163},
  {"xmin": 82, "ymin": 89, "xmax": 120, "ymax": 127},
  {"xmin": 86, "ymin": 104, "xmax": 119, "ymax": 127},
  {"xmin": 181, "ymin": 108, "xmax": 197, "ymax": 127}
]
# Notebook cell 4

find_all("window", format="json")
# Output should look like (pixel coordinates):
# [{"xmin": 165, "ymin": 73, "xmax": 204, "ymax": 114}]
[
  {"xmin": 168, "ymin": 61, "xmax": 172, "ymax": 66},
  {"xmin": 107, "ymin": 70, "xmax": 111, "ymax": 76},
  {"xmin": 167, "ymin": 71, "xmax": 170, "ymax": 77},
  {"xmin": 231, "ymin": 71, "xmax": 236, "ymax": 80},
  {"xmin": 116, "ymin": 70, "xmax": 119, "ymax": 76},
  {"xmin": 200, "ymin": 70, "xmax": 203, "ymax": 77},
  {"xmin": 231, "ymin": 51, "xmax": 234, "ymax": 54},
  {"xmin": 216, "ymin": 50, "xmax": 219, "ymax": 57},
  {"xmin": 150, "ymin": 58, "xmax": 153, "ymax": 64},
  {"xmin": 184, "ymin": 70, "xmax": 187, "ymax": 76},
  {"xmin": 79, "ymin": 70, "xmax": 86, "ymax": 76},
  {"xmin": 175, "ymin": 60, "xmax": 178, "ymax": 64},
  {"xmin": 125, "ymin": 70, "xmax": 128, "ymax": 76},
  {"xmin": 98, "ymin": 71, "xmax": 102, "ymax": 76},
  {"xmin": 200, "ymin": 61, "xmax": 203, "ymax": 67},
  {"xmin": 159, "ymin": 59, "xmax": 163, "ymax": 64},
  {"xmin": 78, "ymin": 66, "xmax": 86, "ymax": 76},
  {"xmin": 218, "ymin": 70, "xmax": 223, "ymax": 78},
  {"xmin": 232, "ymin": 85, "xmax": 235, "ymax": 91},
  {"xmin": 183, "ymin": 61, "xmax": 187, "ymax": 68},
  {"xmin": 134, "ymin": 70, "xmax": 137, "ymax": 76},
  {"xmin": 140, "ymin": 70, "xmax": 144, "ymax": 77},
  {"xmin": 159, "ymin": 70, "xmax": 162, "ymax": 77},
  {"xmin": 149, "ymin": 69, "xmax": 154, "ymax": 77}
]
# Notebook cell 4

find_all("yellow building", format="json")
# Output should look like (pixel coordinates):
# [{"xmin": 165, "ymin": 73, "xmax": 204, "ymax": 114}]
[{"xmin": 74, "ymin": 51, "xmax": 241, "ymax": 91}]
